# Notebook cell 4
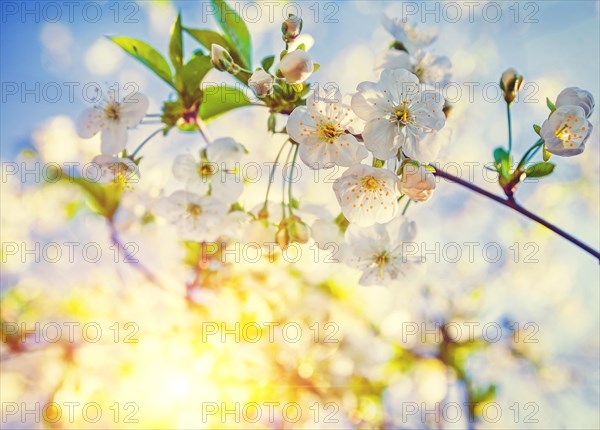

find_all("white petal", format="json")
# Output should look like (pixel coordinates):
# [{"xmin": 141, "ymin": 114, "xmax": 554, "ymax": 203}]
[
  {"xmin": 121, "ymin": 93, "xmax": 149, "ymax": 128},
  {"xmin": 333, "ymin": 134, "xmax": 369, "ymax": 167},
  {"xmin": 287, "ymin": 107, "xmax": 314, "ymax": 143},
  {"xmin": 363, "ymin": 119, "xmax": 400, "ymax": 160},
  {"xmin": 173, "ymin": 154, "xmax": 199, "ymax": 182},
  {"xmin": 210, "ymin": 172, "xmax": 244, "ymax": 204},
  {"xmin": 100, "ymin": 123, "xmax": 128, "ymax": 155},
  {"xmin": 403, "ymin": 128, "xmax": 449, "ymax": 163},
  {"xmin": 206, "ymin": 137, "xmax": 244, "ymax": 168},
  {"xmin": 76, "ymin": 108, "xmax": 105, "ymax": 138}
]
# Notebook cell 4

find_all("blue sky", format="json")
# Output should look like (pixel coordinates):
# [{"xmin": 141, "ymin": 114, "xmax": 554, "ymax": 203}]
[{"xmin": 1, "ymin": 1, "xmax": 599, "ymax": 160}]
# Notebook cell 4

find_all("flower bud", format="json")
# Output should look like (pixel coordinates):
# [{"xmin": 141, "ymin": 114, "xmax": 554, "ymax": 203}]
[
  {"xmin": 275, "ymin": 221, "xmax": 290, "ymax": 250},
  {"xmin": 279, "ymin": 50, "xmax": 314, "ymax": 84},
  {"xmin": 555, "ymin": 87, "xmax": 595, "ymax": 118},
  {"xmin": 211, "ymin": 44, "xmax": 235, "ymax": 73},
  {"xmin": 286, "ymin": 215, "xmax": 310, "ymax": 244},
  {"xmin": 257, "ymin": 207, "xmax": 269, "ymax": 220},
  {"xmin": 282, "ymin": 14, "xmax": 303, "ymax": 43},
  {"xmin": 499, "ymin": 68, "xmax": 523, "ymax": 104},
  {"xmin": 248, "ymin": 68, "xmax": 274, "ymax": 97},
  {"xmin": 399, "ymin": 164, "xmax": 436, "ymax": 202}
]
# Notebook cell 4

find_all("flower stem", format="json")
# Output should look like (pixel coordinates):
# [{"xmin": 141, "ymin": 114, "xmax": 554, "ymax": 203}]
[
  {"xmin": 433, "ymin": 167, "xmax": 600, "ymax": 260},
  {"xmin": 130, "ymin": 127, "xmax": 164, "ymax": 158},
  {"xmin": 263, "ymin": 139, "xmax": 290, "ymax": 211},
  {"xmin": 288, "ymin": 143, "xmax": 300, "ymax": 214},
  {"xmin": 401, "ymin": 198, "xmax": 411, "ymax": 216},
  {"xmin": 517, "ymin": 138, "xmax": 544, "ymax": 170},
  {"xmin": 506, "ymin": 104, "xmax": 513, "ymax": 154},
  {"xmin": 281, "ymin": 142, "xmax": 295, "ymax": 217},
  {"xmin": 194, "ymin": 117, "xmax": 213, "ymax": 145}
]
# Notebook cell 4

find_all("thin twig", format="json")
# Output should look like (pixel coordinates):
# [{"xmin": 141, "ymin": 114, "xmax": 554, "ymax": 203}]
[{"xmin": 433, "ymin": 167, "xmax": 600, "ymax": 260}]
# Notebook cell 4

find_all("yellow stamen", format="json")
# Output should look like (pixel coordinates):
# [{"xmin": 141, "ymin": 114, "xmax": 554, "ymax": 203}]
[
  {"xmin": 362, "ymin": 176, "xmax": 380, "ymax": 190},
  {"xmin": 187, "ymin": 203, "xmax": 202, "ymax": 218}
]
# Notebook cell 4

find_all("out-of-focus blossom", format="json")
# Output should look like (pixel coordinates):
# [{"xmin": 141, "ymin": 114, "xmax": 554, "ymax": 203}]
[
  {"xmin": 90, "ymin": 154, "xmax": 139, "ymax": 186},
  {"xmin": 382, "ymin": 15, "xmax": 438, "ymax": 50},
  {"xmin": 280, "ymin": 50, "xmax": 314, "ymax": 84},
  {"xmin": 375, "ymin": 49, "xmax": 451, "ymax": 87},
  {"xmin": 333, "ymin": 164, "xmax": 400, "ymax": 227},
  {"xmin": 399, "ymin": 163, "xmax": 436, "ymax": 202},
  {"xmin": 76, "ymin": 89, "xmax": 149, "ymax": 155},
  {"xmin": 345, "ymin": 216, "xmax": 418, "ymax": 286},
  {"xmin": 541, "ymin": 106, "xmax": 592, "ymax": 156},
  {"xmin": 555, "ymin": 87, "xmax": 595, "ymax": 118},
  {"xmin": 172, "ymin": 137, "xmax": 245, "ymax": 204},
  {"xmin": 287, "ymin": 87, "xmax": 367, "ymax": 168},
  {"xmin": 351, "ymin": 68, "xmax": 445, "ymax": 160},
  {"xmin": 156, "ymin": 190, "xmax": 227, "ymax": 241}
]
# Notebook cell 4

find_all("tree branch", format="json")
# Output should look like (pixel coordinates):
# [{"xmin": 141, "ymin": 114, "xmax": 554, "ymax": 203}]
[{"xmin": 433, "ymin": 167, "xmax": 600, "ymax": 261}]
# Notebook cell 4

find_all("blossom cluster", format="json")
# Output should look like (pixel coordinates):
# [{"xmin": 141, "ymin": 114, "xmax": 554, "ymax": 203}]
[{"xmin": 71, "ymin": 10, "xmax": 595, "ymax": 288}]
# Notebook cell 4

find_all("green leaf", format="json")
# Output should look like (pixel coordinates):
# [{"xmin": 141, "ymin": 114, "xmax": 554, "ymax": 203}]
[
  {"xmin": 546, "ymin": 97, "xmax": 556, "ymax": 112},
  {"xmin": 199, "ymin": 86, "xmax": 251, "ymax": 122},
  {"xmin": 267, "ymin": 113, "xmax": 276, "ymax": 132},
  {"xmin": 109, "ymin": 36, "xmax": 174, "ymax": 88},
  {"xmin": 493, "ymin": 147, "xmax": 511, "ymax": 178},
  {"xmin": 280, "ymin": 50, "xmax": 288, "ymax": 60},
  {"xmin": 533, "ymin": 124, "xmax": 541, "ymax": 135},
  {"xmin": 211, "ymin": 0, "xmax": 252, "ymax": 68},
  {"xmin": 62, "ymin": 175, "xmax": 122, "ymax": 220},
  {"xmin": 525, "ymin": 162, "xmax": 555, "ymax": 178},
  {"xmin": 184, "ymin": 28, "xmax": 245, "ymax": 67},
  {"xmin": 169, "ymin": 13, "xmax": 183, "ymax": 72},
  {"xmin": 295, "ymin": 43, "xmax": 306, "ymax": 51},
  {"xmin": 181, "ymin": 54, "xmax": 213, "ymax": 107},
  {"xmin": 543, "ymin": 148, "xmax": 552, "ymax": 162},
  {"xmin": 313, "ymin": 63, "xmax": 320, "ymax": 72},
  {"xmin": 261, "ymin": 55, "xmax": 275, "ymax": 72}
]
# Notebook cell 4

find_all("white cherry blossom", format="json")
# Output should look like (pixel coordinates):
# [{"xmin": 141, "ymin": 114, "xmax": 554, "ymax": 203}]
[
  {"xmin": 287, "ymin": 87, "xmax": 367, "ymax": 169},
  {"xmin": 351, "ymin": 68, "xmax": 446, "ymax": 160},
  {"xmin": 345, "ymin": 216, "xmax": 419, "ymax": 286},
  {"xmin": 555, "ymin": 87, "xmax": 595, "ymax": 118},
  {"xmin": 375, "ymin": 49, "xmax": 451, "ymax": 87},
  {"xmin": 172, "ymin": 137, "xmax": 245, "ymax": 204},
  {"xmin": 333, "ymin": 164, "xmax": 400, "ymax": 227},
  {"xmin": 382, "ymin": 15, "xmax": 438, "ymax": 51},
  {"xmin": 541, "ymin": 105, "xmax": 592, "ymax": 157},
  {"xmin": 89, "ymin": 154, "xmax": 139, "ymax": 186},
  {"xmin": 156, "ymin": 190, "xmax": 228, "ymax": 242},
  {"xmin": 76, "ymin": 89, "xmax": 149, "ymax": 155}
]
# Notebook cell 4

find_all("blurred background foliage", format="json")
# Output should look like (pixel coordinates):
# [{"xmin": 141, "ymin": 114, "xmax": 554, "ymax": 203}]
[{"xmin": 1, "ymin": 1, "xmax": 599, "ymax": 429}]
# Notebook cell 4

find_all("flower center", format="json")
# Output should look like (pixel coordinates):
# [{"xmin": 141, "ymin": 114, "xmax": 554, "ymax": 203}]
[
  {"xmin": 361, "ymin": 175, "xmax": 380, "ymax": 190},
  {"xmin": 374, "ymin": 252, "xmax": 389, "ymax": 267},
  {"xmin": 394, "ymin": 101, "xmax": 412, "ymax": 126},
  {"xmin": 555, "ymin": 123, "xmax": 573, "ymax": 142},
  {"xmin": 317, "ymin": 123, "xmax": 341, "ymax": 143},
  {"xmin": 198, "ymin": 162, "xmax": 216, "ymax": 178},
  {"xmin": 104, "ymin": 103, "xmax": 121, "ymax": 121},
  {"xmin": 187, "ymin": 203, "xmax": 203, "ymax": 218}
]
